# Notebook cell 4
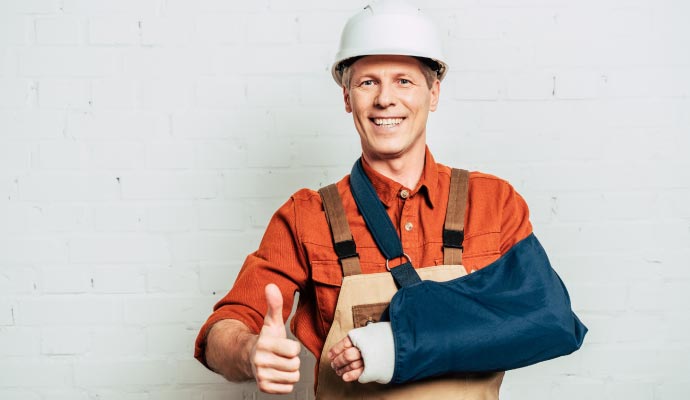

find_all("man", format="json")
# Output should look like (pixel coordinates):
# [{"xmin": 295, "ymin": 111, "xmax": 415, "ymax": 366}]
[{"xmin": 195, "ymin": 1, "xmax": 584, "ymax": 398}]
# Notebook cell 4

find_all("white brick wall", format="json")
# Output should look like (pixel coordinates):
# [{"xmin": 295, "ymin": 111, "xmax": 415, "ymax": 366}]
[{"xmin": 0, "ymin": 0, "xmax": 688, "ymax": 399}]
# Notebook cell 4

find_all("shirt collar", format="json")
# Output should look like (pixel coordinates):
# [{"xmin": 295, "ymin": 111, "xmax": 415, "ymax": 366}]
[{"xmin": 359, "ymin": 146, "xmax": 439, "ymax": 209}]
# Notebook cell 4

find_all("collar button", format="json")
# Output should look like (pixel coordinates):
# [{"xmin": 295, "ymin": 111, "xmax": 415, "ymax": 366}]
[{"xmin": 400, "ymin": 189, "xmax": 410, "ymax": 199}]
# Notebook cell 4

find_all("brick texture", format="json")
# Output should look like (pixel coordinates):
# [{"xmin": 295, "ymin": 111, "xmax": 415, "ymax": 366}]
[{"xmin": 0, "ymin": 0, "xmax": 688, "ymax": 399}]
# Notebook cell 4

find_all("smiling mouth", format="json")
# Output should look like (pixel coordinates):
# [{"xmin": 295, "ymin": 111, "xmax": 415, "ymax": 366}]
[{"xmin": 371, "ymin": 117, "xmax": 404, "ymax": 128}]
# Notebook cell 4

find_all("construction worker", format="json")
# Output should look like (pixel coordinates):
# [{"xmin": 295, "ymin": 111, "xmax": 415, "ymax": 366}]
[{"xmin": 194, "ymin": 1, "xmax": 585, "ymax": 398}]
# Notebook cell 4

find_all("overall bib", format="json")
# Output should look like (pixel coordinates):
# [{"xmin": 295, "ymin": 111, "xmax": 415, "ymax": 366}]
[{"xmin": 315, "ymin": 168, "xmax": 504, "ymax": 400}]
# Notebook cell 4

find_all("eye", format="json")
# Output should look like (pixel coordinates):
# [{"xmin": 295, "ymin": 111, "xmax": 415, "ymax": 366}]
[
  {"xmin": 399, "ymin": 78, "xmax": 411, "ymax": 85},
  {"xmin": 360, "ymin": 79, "xmax": 375, "ymax": 86}
]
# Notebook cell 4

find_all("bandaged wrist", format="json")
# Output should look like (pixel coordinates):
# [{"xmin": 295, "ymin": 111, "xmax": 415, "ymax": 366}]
[{"xmin": 347, "ymin": 321, "xmax": 395, "ymax": 384}]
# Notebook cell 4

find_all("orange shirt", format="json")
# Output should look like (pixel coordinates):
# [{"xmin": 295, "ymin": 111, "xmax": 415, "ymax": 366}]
[{"xmin": 194, "ymin": 148, "xmax": 532, "ymax": 369}]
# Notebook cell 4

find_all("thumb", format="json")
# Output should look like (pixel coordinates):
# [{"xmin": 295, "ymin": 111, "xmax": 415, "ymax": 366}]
[{"xmin": 262, "ymin": 283, "xmax": 286, "ymax": 337}]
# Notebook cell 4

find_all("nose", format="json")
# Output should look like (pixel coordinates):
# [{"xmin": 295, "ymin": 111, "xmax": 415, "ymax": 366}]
[{"xmin": 374, "ymin": 82, "xmax": 395, "ymax": 108}]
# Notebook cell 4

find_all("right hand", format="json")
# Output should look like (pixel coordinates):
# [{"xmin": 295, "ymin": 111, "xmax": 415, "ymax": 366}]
[{"xmin": 250, "ymin": 283, "xmax": 301, "ymax": 394}]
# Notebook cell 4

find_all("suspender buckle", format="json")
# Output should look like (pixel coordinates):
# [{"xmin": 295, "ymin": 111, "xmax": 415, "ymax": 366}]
[
  {"xmin": 334, "ymin": 239, "xmax": 358, "ymax": 260},
  {"xmin": 443, "ymin": 229, "xmax": 464, "ymax": 249}
]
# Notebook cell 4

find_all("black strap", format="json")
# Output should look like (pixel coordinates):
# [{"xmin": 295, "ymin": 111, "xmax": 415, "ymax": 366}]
[{"xmin": 350, "ymin": 159, "xmax": 421, "ymax": 288}]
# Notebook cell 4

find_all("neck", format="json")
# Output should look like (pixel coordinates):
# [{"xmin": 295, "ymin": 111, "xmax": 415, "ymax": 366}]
[{"xmin": 362, "ymin": 145, "xmax": 426, "ymax": 189}]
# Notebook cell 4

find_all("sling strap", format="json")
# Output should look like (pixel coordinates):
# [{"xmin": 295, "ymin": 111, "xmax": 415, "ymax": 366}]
[
  {"xmin": 319, "ymin": 159, "xmax": 470, "ymax": 287},
  {"xmin": 443, "ymin": 168, "xmax": 469, "ymax": 265},
  {"xmin": 350, "ymin": 159, "xmax": 421, "ymax": 288},
  {"xmin": 318, "ymin": 184, "xmax": 362, "ymax": 276}
]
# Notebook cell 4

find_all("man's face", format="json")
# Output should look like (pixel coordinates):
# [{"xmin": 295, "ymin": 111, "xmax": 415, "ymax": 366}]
[{"xmin": 343, "ymin": 55, "xmax": 440, "ymax": 162}]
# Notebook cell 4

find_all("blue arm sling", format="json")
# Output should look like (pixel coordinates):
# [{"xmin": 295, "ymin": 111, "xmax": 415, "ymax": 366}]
[{"xmin": 349, "ymin": 159, "xmax": 587, "ymax": 384}]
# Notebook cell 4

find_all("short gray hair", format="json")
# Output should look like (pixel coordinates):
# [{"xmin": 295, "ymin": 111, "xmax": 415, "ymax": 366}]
[{"xmin": 339, "ymin": 57, "xmax": 439, "ymax": 89}]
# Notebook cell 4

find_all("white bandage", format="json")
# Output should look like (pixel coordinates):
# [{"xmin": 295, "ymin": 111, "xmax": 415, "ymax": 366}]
[{"xmin": 347, "ymin": 322, "xmax": 395, "ymax": 384}]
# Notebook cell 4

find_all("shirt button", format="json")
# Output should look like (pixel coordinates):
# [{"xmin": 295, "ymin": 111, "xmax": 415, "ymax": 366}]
[
  {"xmin": 404, "ymin": 222, "xmax": 413, "ymax": 231},
  {"xmin": 400, "ymin": 189, "xmax": 409, "ymax": 199}
]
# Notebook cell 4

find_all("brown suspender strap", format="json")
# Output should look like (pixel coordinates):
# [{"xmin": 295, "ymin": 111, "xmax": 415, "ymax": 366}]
[
  {"xmin": 318, "ymin": 184, "xmax": 362, "ymax": 276},
  {"xmin": 443, "ymin": 168, "xmax": 470, "ymax": 265}
]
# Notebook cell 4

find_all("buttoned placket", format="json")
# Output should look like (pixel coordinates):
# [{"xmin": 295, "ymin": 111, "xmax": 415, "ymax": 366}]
[{"xmin": 399, "ymin": 188, "xmax": 419, "ymax": 265}]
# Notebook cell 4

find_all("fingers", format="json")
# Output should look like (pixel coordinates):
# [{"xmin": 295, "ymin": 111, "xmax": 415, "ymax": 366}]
[
  {"xmin": 327, "ymin": 335, "xmax": 354, "ymax": 361},
  {"xmin": 251, "ymin": 335, "xmax": 302, "ymax": 394},
  {"xmin": 328, "ymin": 336, "xmax": 364, "ymax": 383},
  {"xmin": 263, "ymin": 283, "xmax": 286, "ymax": 338},
  {"xmin": 253, "ymin": 283, "xmax": 301, "ymax": 394},
  {"xmin": 255, "ymin": 367, "xmax": 300, "ymax": 394},
  {"xmin": 330, "ymin": 346, "xmax": 362, "ymax": 370}
]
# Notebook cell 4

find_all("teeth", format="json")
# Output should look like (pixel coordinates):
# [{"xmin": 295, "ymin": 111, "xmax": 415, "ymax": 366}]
[{"xmin": 373, "ymin": 118, "xmax": 403, "ymax": 127}]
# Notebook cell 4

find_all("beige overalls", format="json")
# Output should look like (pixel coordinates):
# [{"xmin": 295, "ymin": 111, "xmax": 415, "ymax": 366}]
[{"xmin": 315, "ymin": 169, "xmax": 504, "ymax": 399}]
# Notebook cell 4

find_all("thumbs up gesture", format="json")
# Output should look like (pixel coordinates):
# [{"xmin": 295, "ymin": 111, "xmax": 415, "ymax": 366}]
[{"xmin": 250, "ymin": 283, "xmax": 302, "ymax": 394}]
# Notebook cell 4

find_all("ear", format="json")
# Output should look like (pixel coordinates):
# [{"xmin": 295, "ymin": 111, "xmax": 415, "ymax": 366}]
[
  {"xmin": 429, "ymin": 79, "xmax": 440, "ymax": 112},
  {"xmin": 343, "ymin": 86, "xmax": 352, "ymax": 113}
]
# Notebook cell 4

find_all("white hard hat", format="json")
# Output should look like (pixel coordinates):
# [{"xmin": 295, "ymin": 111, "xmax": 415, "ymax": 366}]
[{"xmin": 331, "ymin": 0, "xmax": 448, "ymax": 86}]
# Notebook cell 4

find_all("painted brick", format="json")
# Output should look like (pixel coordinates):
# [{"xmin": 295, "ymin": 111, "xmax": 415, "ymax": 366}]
[
  {"xmin": 41, "ymin": 326, "xmax": 90, "ymax": 355},
  {"xmin": 89, "ymin": 142, "xmax": 146, "ymax": 169},
  {"xmin": 67, "ymin": 110, "xmax": 169, "ymax": 140},
  {"xmin": 37, "ymin": 141, "xmax": 89, "ymax": 169},
  {"xmin": 0, "ymin": 236, "xmax": 67, "ymax": 264},
  {"xmin": 195, "ymin": 140, "xmax": 247, "ymax": 169},
  {"xmin": 140, "ymin": 17, "xmax": 193, "ymax": 46},
  {"xmin": 0, "ymin": 327, "xmax": 41, "ymax": 356},
  {"xmin": 169, "ymin": 233, "xmax": 261, "ymax": 265},
  {"xmin": 145, "ymin": 141, "xmax": 196, "ymax": 169},
  {"xmin": 144, "ymin": 203, "xmax": 196, "ymax": 232},
  {"xmin": 0, "ymin": 299, "xmax": 14, "ymax": 326},
  {"xmin": 90, "ymin": 265, "xmax": 147, "ymax": 294},
  {"xmin": 297, "ymin": 11, "xmax": 350, "ymax": 44},
  {"xmin": 34, "ymin": 16, "xmax": 83, "ymax": 45},
  {"xmin": 139, "ymin": 78, "xmax": 195, "ymax": 110},
  {"xmin": 146, "ymin": 265, "xmax": 199, "ymax": 294},
  {"xmin": 88, "ymin": 17, "xmax": 140, "ymax": 45},
  {"xmin": 198, "ymin": 201, "xmax": 245, "ymax": 231},
  {"xmin": 122, "ymin": 48, "xmax": 212, "ymax": 78},
  {"xmin": 91, "ymin": 79, "xmax": 138, "ymax": 108},
  {"xmin": 17, "ymin": 172, "xmax": 120, "ymax": 201},
  {"xmin": 0, "ymin": 0, "xmax": 56, "ymax": 14},
  {"xmin": 75, "ymin": 360, "xmax": 175, "ymax": 386},
  {"xmin": 163, "ymin": 0, "xmax": 270, "ymax": 14},
  {"xmin": 40, "ymin": 266, "xmax": 91, "ymax": 293},
  {"xmin": 145, "ymin": 324, "xmax": 198, "ymax": 355},
  {"xmin": 19, "ymin": 48, "xmax": 120, "ymax": 78},
  {"xmin": 0, "ymin": 391, "xmax": 40, "ymax": 400},
  {"xmin": 246, "ymin": 13, "xmax": 298, "ymax": 45},
  {"xmin": 0, "ymin": 16, "xmax": 32, "ymax": 45},
  {"xmin": 176, "ymin": 359, "xmax": 227, "ymax": 385},
  {"xmin": 62, "ymin": 0, "xmax": 158, "ymax": 16},
  {"xmin": 246, "ymin": 137, "xmax": 293, "ymax": 168},
  {"xmin": 120, "ymin": 172, "xmax": 222, "ymax": 200},
  {"xmin": 0, "ymin": 1, "xmax": 688, "ymax": 398},
  {"xmin": 93, "ymin": 204, "xmax": 144, "ymax": 232},
  {"xmin": 194, "ymin": 14, "xmax": 246, "ymax": 45},
  {"xmin": 37, "ymin": 78, "xmax": 91, "ymax": 108},
  {"xmin": 173, "ymin": 110, "xmax": 272, "ymax": 139},
  {"xmin": 69, "ymin": 234, "xmax": 170, "ymax": 264},
  {"xmin": 39, "ymin": 204, "xmax": 92, "ymax": 232},
  {"xmin": 15, "ymin": 296, "xmax": 121, "ymax": 326},
  {"xmin": 0, "ymin": 142, "xmax": 32, "ymax": 171},
  {"xmin": 0, "ymin": 360, "xmax": 72, "ymax": 388},
  {"xmin": 90, "ymin": 327, "xmax": 146, "ymax": 357},
  {"xmin": 0, "ymin": 266, "xmax": 37, "ymax": 294},
  {"xmin": 199, "ymin": 264, "xmax": 241, "ymax": 296},
  {"xmin": 123, "ymin": 296, "xmax": 214, "ymax": 325},
  {"xmin": 0, "ymin": 78, "xmax": 36, "ymax": 107},
  {"xmin": 0, "ymin": 110, "xmax": 65, "ymax": 139},
  {"xmin": 195, "ymin": 78, "xmax": 246, "ymax": 108}
]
